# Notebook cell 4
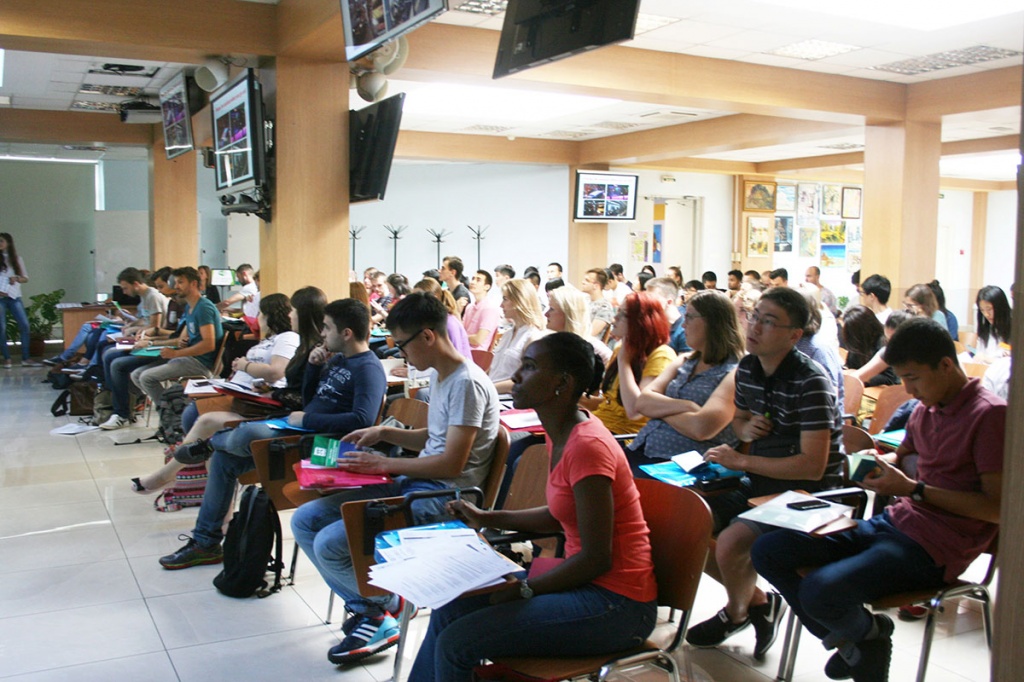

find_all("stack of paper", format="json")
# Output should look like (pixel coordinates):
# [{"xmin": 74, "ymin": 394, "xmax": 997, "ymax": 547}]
[{"xmin": 368, "ymin": 527, "xmax": 516, "ymax": 609}]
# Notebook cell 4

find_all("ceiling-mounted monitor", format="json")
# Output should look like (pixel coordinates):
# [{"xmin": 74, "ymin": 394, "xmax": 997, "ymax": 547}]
[
  {"xmin": 573, "ymin": 171, "xmax": 638, "ymax": 222},
  {"xmin": 350, "ymin": 92, "xmax": 405, "ymax": 203},
  {"xmin": 209, "ymin": 69, "xmax": 268, "ymax": 197},
  {"xmin": 158, "ymin": 72, "xmax": 196, "ymax": 159},
  {"xmin": 341, "ymin": 0, "xmax": 447, "ymax": 62},
  {"xmin": 493, "ymin": 0, "xmax": 641, "ymax": 79}
]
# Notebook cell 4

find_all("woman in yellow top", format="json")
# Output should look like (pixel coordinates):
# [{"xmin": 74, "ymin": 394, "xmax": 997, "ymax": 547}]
[{"xmin": 591, "ymin": 292, "xmax": 675, "ymax": 434}]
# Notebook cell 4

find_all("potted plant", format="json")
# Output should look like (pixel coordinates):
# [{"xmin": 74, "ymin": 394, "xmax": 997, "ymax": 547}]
[{"xmin": 4, "ymin": 289, "xmax": 65, "ymax": 357}]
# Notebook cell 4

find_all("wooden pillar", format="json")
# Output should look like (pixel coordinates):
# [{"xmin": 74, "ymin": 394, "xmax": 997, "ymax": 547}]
[
  {"xmin": 150, "ymin": 129, "xmax": 198, "ymax": 268},
  {"xmin": 861, "ymin": 120, "xmax": 941, "ymax": 299},
  {"xmin": 264, "ymin": 57, "xmax": 350, "ymax": 300},
  {"xmin": 567, "ymin": 164, "xmax": 608, "ymax": 286},
  {"xmin": 969, "ymin": 191, "xmax": 988, "ymax": 315}
]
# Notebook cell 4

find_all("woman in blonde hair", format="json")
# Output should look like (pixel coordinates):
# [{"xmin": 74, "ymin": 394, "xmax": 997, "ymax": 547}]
[
  {"xmin": 546, "ymin": 286, "xmax": 611, "ymax": 364},
  {"xmin": 489, "ymin": 278, "xmax": 548, "ymax": 393}
]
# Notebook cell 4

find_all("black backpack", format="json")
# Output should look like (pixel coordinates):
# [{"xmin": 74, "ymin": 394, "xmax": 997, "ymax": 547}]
[
  {"xmin": 155, "ymin": 384, "xmax": 188, "ymax": 444},
  {"xmin": 213, "ymin": 485, "xmax": 284, "ymax": 598}
]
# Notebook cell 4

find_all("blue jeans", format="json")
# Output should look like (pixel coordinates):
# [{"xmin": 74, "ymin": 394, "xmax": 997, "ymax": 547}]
[
  {"xmin": 181, "ymin": 402, "xmax": 199, "ymax": 434},
  {"xmin": 106, "ymin": 352, "xmax": 157, "ymax": 418},
  {"xmin": 408, "ymin": 584, "xmax": 658, "ymax": 682},
  {"xmin": 58, "ymin": 322, "xmax": 98, "ymax": 361},
  {"xmin": 0, "ymin": 296, "xmax": 31, "ymax": 361},
  {"xmin": 751, "ymin": 512, "xmax": 945, "ymax": 650},
  {"xmin": 191, "ymin": 421, "xmax": 297, "ymax": 546},
  {"xmin": 290, "ymin": 478, "xmax": 453, "ymax": 617}
]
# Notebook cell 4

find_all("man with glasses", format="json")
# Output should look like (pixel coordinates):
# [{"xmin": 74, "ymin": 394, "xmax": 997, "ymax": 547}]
[
  {"xmin": 291, "ymin": 292, "xmax": 501, "ymax": 665},
  {"xmin": 686, "ymin": 287, "xmax": 843, "ymax": 661}
]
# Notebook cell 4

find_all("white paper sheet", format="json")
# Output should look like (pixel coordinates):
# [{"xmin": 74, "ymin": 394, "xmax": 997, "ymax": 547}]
[{"xmin": 50, "ymin": 423, "xmax": 100, "ymax": 435}]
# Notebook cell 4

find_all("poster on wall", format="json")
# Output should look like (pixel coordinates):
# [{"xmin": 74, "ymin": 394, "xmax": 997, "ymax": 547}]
[
  {"xmin": 776, "ymin": 185, "xmax": 797, "ymax": 212},
  {"xmin": 797, "ymin": 184, "xmax": 818, "ymax": 226},
  {"xmin": 822, "ymin": 184, "xmax": 842, "ymax": 217},
  {"xmin": 821, "ymin": 244, "xmax": 846, "ymax": 269},
  {"xmin": 841, "ymin": 187, "xmax": 862, "ymax": 219},
  {"xmin": 846, "ymin": 221, "xmax": 862, "ymax": 246},
  {"xmin": 774, "ymin": 216, "xmax": 794, "ymax": 252},
  {"xmin": 744, "ymin": 181, "xmax": 777, "ymax": 211},
  {"xmin": 652, "ymin": 223, "xmax": 663, "ymax": 263},
  {"xmin": 820, "ymin": 220, "xmax": 846, "ymax": 244},
  {"xmin": 847, "ymin": 246, "xmax": 862, "ymax": 272},
  {"xmin": 630, "ymin": 230, "xmax": 649, "ymax": 263},
  {"xmin": 799, "ymin": 227, "xmax": 817, "ymax": 258},
  {"xmin": 747, "ymin": 216, "xmax": 771, "ymax": 257}
]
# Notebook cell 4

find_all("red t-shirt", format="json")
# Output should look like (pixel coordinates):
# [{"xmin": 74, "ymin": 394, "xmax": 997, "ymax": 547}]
[
  {"xmin": 888, "ymin": 379, "xmax": 1004, "ymax": 582},
  {"xmin": 546, "ymin": 415, "xmax": 657, "ymax": 603}
]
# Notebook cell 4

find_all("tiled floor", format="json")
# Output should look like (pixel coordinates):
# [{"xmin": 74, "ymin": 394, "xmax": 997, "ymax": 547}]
[{"xmin": 0, "ymin": 365, "xmax": 994, "ymax": 681}]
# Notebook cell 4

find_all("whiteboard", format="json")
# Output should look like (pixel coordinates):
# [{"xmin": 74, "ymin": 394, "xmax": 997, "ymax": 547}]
[{"xmin": 93, "ymin": 210, "xmax": 150, "ymax": 299}]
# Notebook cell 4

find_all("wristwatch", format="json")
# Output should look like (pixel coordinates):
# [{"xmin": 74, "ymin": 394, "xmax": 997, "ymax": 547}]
[
  {"xmin": 911, "ymin": 481, "xmax": 926, "ymax": 502},
  {"xmin": 519, "ymin": 579, "xmax": 534, "ymax": 600}
]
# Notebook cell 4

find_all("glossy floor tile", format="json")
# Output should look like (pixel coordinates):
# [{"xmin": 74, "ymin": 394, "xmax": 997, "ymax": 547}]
[{"xmin": 0, "ymin": 367, "xmax": 994, "ymax": 680}]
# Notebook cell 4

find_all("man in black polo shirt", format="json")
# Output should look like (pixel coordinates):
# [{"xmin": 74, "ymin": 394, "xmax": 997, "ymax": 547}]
[{"xmin": 686, "ymin": 286, "xmax": 843, "ymax": 660}]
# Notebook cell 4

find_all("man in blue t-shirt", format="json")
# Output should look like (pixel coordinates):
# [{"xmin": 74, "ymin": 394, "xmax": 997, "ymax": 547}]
[{"xmin": 160, "ymin": 298, "xmax": 387, "ymax": 570}]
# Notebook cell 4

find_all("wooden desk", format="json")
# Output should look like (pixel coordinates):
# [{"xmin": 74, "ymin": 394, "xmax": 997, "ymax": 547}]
[{"xmin": 59, "ymin": 305, "xmax": 136, "ymax": 348}]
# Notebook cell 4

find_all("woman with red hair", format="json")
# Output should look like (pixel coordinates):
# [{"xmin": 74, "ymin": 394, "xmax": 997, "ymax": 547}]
[{"xmin": 592, "ymin": 292, "xmax": 675, "ymax": 434}]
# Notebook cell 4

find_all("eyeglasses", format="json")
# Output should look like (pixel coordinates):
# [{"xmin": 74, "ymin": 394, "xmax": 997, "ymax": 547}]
[
  {"xmin": 684, "ymin": 312, "xmax": 703, "ymax": 322},
  {"xmin": 748, "ymin": 312, "xmax": 797, "ymax": 330},
  {"xmin": 394, "ymin": 328, "xmax": 427, "ymax": 354}
]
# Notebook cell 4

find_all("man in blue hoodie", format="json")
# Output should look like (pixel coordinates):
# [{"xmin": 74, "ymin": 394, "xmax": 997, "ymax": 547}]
[{"xmin": 159, "ymin": 298, "xmax": 387, "ymax": 570}]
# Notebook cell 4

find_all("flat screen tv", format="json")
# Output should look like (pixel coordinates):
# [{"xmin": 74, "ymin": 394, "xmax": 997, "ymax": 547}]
[
  {"xmin": 341, "ymin": 0, "xmax": 447, "ymax": 62},
  {"xmin": 493, "ymin": 0, "xmax": 641, "ymax": 79},
  {"xmin": 210, "ymin": 268, "xmax": 239, "ymax": 287},
  {"xmin": 350, "ymin": 92, "xmax": 405, "ymax": 203},
  {"xmin": 573, "ymin": 171, "xmax": 639, "ymax": 222},
  {"xmin": 210, "ymin": 69, "xmax": 268, "ymax": 197},
  {"xmin": 158, "ymin": 72, "xmax": 195, "ymax": 160}
]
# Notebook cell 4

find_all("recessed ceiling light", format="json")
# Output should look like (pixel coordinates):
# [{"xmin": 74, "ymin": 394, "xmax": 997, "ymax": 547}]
[
  {"xmin": 755, "ymin": 0, "xmax": 1021, "ymax": 31},
  {"xmin": 79, "ymin": 84, "xmax": 144, "ymax": 97},
  {"xmin": 872, "ymin": 46, "xmax": 1024, "ymax": 75},
  {"xmin": 818, "ymin": 142, "xmax": 864, "ymax": 150},
  {"xmin": 71, "ymin": 100, "xmax": 121, "ymax": 112},
  {"xmin": 453, "ymin": 0, "xmax": 507, "ymax": 15},
  {"xmin": 767, "ymin": 40, "xmax": 861, "ymax": 60},
  {"xmin": 634, "ymin": 13, "xmax": 681, "ymax": 36}
]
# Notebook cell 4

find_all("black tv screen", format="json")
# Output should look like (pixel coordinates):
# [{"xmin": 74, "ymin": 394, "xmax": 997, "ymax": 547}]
[
  {"xmin": 493, "ymin": 0, "xmax": 641, "ymax": 79},
  {"xmin": 341, "ymin": 0, "xmax": 447, "ymax": 62},
  {"xmin": 350, "ymin": 92, "xmax": 405, "ymax": 203},
  {"xmin": 159, "ymin": 72, "xmax": 195, "ymax": 160},
  {"xmin": 210, "ymin": 69, "xmax": 267, "ymax": 196}
]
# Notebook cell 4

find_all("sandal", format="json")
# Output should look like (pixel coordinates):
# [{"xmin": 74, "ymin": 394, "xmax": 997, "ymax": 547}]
[{"xmin": 130, "ymin": 476, "xmax": 170, "ymax": 495}]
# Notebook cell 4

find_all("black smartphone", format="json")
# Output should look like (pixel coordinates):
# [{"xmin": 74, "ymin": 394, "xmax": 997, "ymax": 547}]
[{"xmin": 787, "ymin": 499, "xmax": 830, "ymax": 511}]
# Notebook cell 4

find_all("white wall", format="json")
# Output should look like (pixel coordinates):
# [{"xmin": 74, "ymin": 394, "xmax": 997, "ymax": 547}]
[
  {"xmin": 985, "ymin": 190, "xmax": 1018, "ymax": 298},
  {"xmin": 350, "ymin": 161, "xmax": 570, "ymax": 278},
  {"xmin": 936, "ymin": 190, "xmax": 976, "ymax": 327}
]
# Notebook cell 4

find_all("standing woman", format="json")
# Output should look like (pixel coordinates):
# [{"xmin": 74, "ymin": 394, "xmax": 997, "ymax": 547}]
[
  {"xmin": 591, "ymin": 292, "xmax": 675, "ymax": 435},
  {"xmin": 409, "ymin": 332, "xmax": 657, "ymax": 681},
  {"xmin": 0, "ymin": 233, "xmax": 41, "ymax": 368}
]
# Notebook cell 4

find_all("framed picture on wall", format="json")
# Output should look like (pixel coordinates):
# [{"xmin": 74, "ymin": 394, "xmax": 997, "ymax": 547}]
[
  {"xmin": 797, "ymin": 183, "xmax": 818, "ymax": 225},
  {"xmin": 841, "ymin": 186, "xmax": 862, "ymax": 219},
  {"xmin": 822, "ymin": 184, "xmax": 842, "ymax": 216},
  {"xmin": 821, "ymin": 244, "xmax": 846, "ymax": 269},
  {"xmin": 774, "ymin": 216, "xmax": 794, "ymax": 252},
  {"xmin": 820, "ymin": 219, "xmax": 846, "ymax": 244},
  {"xmin": 747, "ymin": 216, "xmax": 772, "ymax": 257},
  {"xmin": 799, "ymin": 227, "xmax": 817, "ymax": 258},
  {"xmin": 744, "ymin": 181, "xmax": 777, "ymax": 211},
  {"xmin": 776, "ymin": 184, "xmax": 797, "ymax": 212}
]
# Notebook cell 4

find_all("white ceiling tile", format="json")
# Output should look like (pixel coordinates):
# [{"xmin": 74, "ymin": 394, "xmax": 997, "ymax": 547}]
[
  {"xmin": 785, "ymin": 60, "xmax": 859, "ymax": 75},
  {"xmin": 680, "ymin": 45, "xmax": 753, "ymax": 60},
  {"xmin": 819, "ymin": 48, "xmax": 916, "ymax": 68},
  {"xmin": 622, "ymin": 37, "xmax": 699, "ymax": 53},
  {"xmin": 642, "ymin": 20, "xmax": 747, "ymax": 44},
  {"xmin": 736, "ymin": 53, "xmax": 808, "ymax": 68},
  {"xmin": 49, "ymin": 70, "xmax": 85, "ymax": 84},
  {"xmin": 706, "ymin": 29, "xmax": 803, "ymax": 52},
  {"xmin": 638, "ymin": 0, "xmax": 706, "ymax": 20}
]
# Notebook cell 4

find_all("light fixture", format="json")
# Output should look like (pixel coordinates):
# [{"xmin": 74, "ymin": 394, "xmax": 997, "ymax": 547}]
[
  {"xmin": 872, "ymin": 46, "xmax": 1024, "ymax": 75},
  {"xmin": 767, "ymin": 39, "xmax": 861, "ymax": 60},
  {"xmin": 452, "ymin": 0, "xmax": 507, "ymax": 15},
  {"xmin": 0, "ymin": 155, "xmax": 98, "ymax": 165},
  {"xmin": 195, "ymin": 58, "xmax": 230, "ymax": 93}
]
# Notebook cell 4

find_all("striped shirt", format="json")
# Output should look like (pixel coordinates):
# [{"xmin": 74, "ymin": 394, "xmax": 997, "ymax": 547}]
[{"xmin": 734, "ymin": 348, "xmax": 843, "ymax": 495}]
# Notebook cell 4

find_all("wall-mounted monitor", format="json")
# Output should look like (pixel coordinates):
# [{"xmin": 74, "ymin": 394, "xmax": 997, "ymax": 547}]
[
  {"xmin": 210, "ymin": 269, "xmax": 239, "ymax": 287},
  {"xmin": 158, "ymin": 72, "xmax": 196, "ymax": 160},
  {"xmin": 573, "ymin": 171, "xmax": 639, "ymax": 222},
  {"xmin": 494, "ymin": 0, "xmax": 641, "ymax": 79},
  {"xmin": 350, "ymin": 92, "xmax": 405, "ymax": 203},
  {"xmin": 209, "ymin": 69, "xmax": 268, "ymax": 196},
  {"xmin": 341, "ymin": 0, "xmax": 447, "ymax": 62}
]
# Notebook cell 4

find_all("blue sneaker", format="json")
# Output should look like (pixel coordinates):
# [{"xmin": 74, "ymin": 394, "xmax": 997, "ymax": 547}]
[{"xmin": 328, "ymin": 614, "xmax": 401, "ymax": 664}]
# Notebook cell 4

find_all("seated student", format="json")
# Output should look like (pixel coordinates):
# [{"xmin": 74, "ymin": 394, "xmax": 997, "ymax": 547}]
[
  {"xmin": 291, "ymin": 292, "xmax": 500, "ymax": 665},
  {"xmin": 129, "ymin": 292, "xmax": 301, "ymax": 493},
  {"xmin": 159, "ymin": 298, "xmax": 386, "ymax": 570},
  {"xmin": 645, "ymin": 276, "xmax": 689, "ymax": 353},
  {"xmin": 115, "ymin": 267, "xmax": 224, "ymax": 429},
  {"xmin": 439, "ymin": 256, "xmax": 471, "ymax": 316},
  {"xmin": 581, "ymin": 267, "xmax": 616, "ymax": 339},
  {"xmin": 216, "ymin": 263, "xmax": 259, "ymax": 317},
  {"xmin": 752, "ymin": 318, "xmax": 1004, "ymax": 682},
  {"xmin": 849, "ymin": 310, "xmax": 912, "ymax": 387},
  {"xmin": 685, "ymin": 287, "xmax": 843, "ymax": 661},
  {"xmin": 841, "ymin": 305, "xmax": 898, "ymax": 387},
  {"xmin": 927, "ymin": 280, "xmax": 958, "ymax": 338},
  {"xmin": 903, "ymin": 283, "xmax": 947, "ymax": 328},
  {"xmin": 545, "ymin": 286, "xmax": 611, "ymax": 364},
  {"xmin": 488, "ymin": 279, "xmax": 549, "ymax": 394},
  {"xmin": 413, "ymin": 277, "xmax": 472, "ymax": 359},
  {"xmin": 795, "ymin": 287, "xmax": 845, "ymax": 410},
  {"xmin": 968, "ymin": 285, "xmax": 1012, "ymax": 363},
  {"xmin": 408, "ymin": 332, "xmax": 657, "ymax": 682},
  {"xmin": 197, "ymin": 265, "xmax": 221, "ymax": 304},
  {"xmin": 588, "ymin": 292, "xmax": 675, "ymax": 435},
  {"xmin": 463, "ymin": 269, "xmax": 501, "ymax": 351},
  {"xmin": 627, "ymin": 290, "xmax": 743, "ymax": 472}
]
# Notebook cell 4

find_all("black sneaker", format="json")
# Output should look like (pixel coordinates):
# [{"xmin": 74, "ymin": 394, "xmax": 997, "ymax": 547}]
[
  {"xmin": 327, "ymin": 614, "xmax": 401, "ymax": 665},
  {"xmin": 750, "ymin": 591, "xmax": 787, "ymax": 660},
  {"xmin": 851, "ymin": 614, "xmax": 894, "ymax": 682},
  {"xmin": 42, "ymin": 357, "xmax": 64, "ymax": 367},
  {"xmin": 159, "ymin": 535, "xmax": 223, "ymax": 570},
  {"xmin": 686, "ymin": 608, "xmax": 751, "ymax": 648},
  {"xmin": 173, "ymin": 438, "xmax": 214, "ymax": 465},
  {"xmin": 825, "ymin": 652, "xmax": 853, "ymax": 680}
]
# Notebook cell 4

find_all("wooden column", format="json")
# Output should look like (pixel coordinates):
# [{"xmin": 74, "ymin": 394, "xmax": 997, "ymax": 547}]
[
  {"xmin": 150, "ymin": 129, "xmax": 199, "ymax": 268},
  {"xmin": 969, "ymin": 191, "xmax": 988, "ymax": 314},
  {"xmin": 860, "ymin": 120, "xmax": 942, "ymax": 298},
  {"xmin": 567, "ymin": 165, "xmax": 608, "ymax": 286},
  {"xmin": 264, "ymin": 57, "xmax": 350, "ymax": 300}
]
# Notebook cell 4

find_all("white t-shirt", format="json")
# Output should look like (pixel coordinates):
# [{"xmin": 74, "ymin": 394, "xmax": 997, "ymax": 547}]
[
  {"xmin": 488, "ymin": 325, "xmax": 548, "ymax": 384},
  {"xmin": 231, "ymin": 330, "xmax": 300, "ymax": 388},
  {"xmin": 136, "ymin": 287, "xmax": 169, "ymax": 327},
  {"xmin": 0, "ymin": 255, "xmax": 27, "ymax": 299},
  {"xmin": 233, "ymin": 281, "xmax": 260, "ymax": 318}
]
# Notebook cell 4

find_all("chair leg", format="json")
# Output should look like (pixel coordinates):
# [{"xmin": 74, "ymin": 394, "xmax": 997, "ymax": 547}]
[
  {"xmin": 978, "ymin": 589, "xmax": 994, "ymax": 649},
  {"xmin": 392, "ymin": 599, "xmax": 415, "ymax": 682},
  {"xmin": 776, "ymin": 610, "xmax": 801, "ymax": 682},
  {"xmin": 288, "ymin": 543, "xmax": 299, "ymax": 585},
  {"xmin": 326, "ymin": 591, "xmax": 336, "ymax": 625},
  {"xmin": 915, "ymin": 599, "xmax": 942, "ymax": 682}
]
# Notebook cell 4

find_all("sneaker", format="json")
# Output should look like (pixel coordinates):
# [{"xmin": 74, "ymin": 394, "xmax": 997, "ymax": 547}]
[
  {"xmin": 327, "ymin": 614, "xmax": 401, "ymax": 664},
  {"xmin": 389, "ymin": 595, "xmax": 420, "ymax": 621},
  {"xmin": 686, "ymin": 608, "xmax": 751, "ymax": 648},
  {"xmin": 42, "ymin": 357, "xmax": 64, "ymax": 367},
  {"xmin": 898, "ymin": 604, "xmax": 928, "ymax": 621},
  {"xmin": 173, "ymin": 438, "xmax": 213, "ymax": 465},
  {"xmin": 159, "ymin": 535, "xmax": 223, "ymax": 570},
  {"xmin": 99, "ymin": 414, "xmax": 132, "ymax": 430},
  {"xmin": 825, "ymin": 652, "xmax": 853, "ymax": 680},
  {"xmin": 21, "ymin": 359, "xmax": 44, "ymax": 368},
  {"xmin": 850, "ymin": 615, "xmax": 894, "ymax": 682},
  {"xmin": 750, "ymin": 592, "xmax": 787, "ymax": 660}
]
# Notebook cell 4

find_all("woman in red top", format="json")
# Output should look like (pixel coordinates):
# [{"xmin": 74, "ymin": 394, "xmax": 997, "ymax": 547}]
[{"xmin": 408, "ymin": 332, "xmax": 657, "ymax": 682}]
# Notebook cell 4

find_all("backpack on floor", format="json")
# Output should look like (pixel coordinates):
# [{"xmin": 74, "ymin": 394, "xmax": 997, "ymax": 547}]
[
  {"xmin": 154, "ymin": 384, "xmax": 188, "ymax": 444},
  {"xmin": 213, "ymin": 485, "xmax": 284, "ymax": 598},
  {"xmin": 50, "ymin": 381, "xmax": 99, "ymax": 417}
]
